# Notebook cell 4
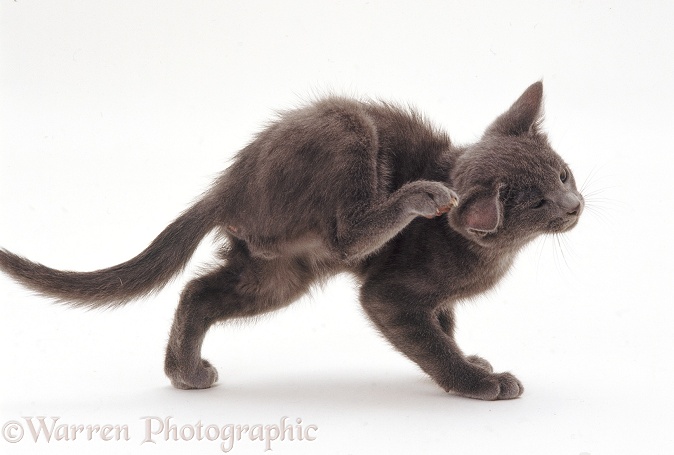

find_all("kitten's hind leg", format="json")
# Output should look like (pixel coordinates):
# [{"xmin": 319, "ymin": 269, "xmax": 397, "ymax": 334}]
[
  {"xmin": 164, "ymin": 245, "xmax": 314, "ymax": 389},
  {"xmin": 336, "ymin": 180, "xmax": 458, "ymax": 260}
]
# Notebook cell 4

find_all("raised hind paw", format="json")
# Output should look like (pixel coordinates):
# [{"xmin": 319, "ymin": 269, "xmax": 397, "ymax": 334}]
[
  {"xmin": 167, "ymin": 359, "xmax": 219, "ymax": 390},
  {"xmin": 402, "ymin": 180, "xmax": 459, "ymax": 219}
]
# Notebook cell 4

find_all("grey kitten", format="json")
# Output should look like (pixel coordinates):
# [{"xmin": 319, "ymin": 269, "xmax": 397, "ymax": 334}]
[{"xmin": 0, "ymin": 82, "xmax": 583, "ymax": 400}]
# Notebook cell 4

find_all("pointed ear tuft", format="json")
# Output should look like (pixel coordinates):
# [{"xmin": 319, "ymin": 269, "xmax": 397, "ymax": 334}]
[
  {"xmin": 487, "ymin": 81, "xmax": 544, "ymax": 136},
  {"xmin": 462, "ymin": 190, "xmax": 502, "ymax": 234}
]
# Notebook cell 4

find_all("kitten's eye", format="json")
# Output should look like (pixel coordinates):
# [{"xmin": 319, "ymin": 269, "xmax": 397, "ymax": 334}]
[
  {"xmin": 532, "ymin": 199, "xmax": 547, "ymax": 209},
  {"xmin": 560, "ymin": 168, "xmax": 568, "ymax": 183}
]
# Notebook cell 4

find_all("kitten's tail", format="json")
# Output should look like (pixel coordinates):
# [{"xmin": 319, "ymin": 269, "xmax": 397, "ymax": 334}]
[{"xmin": 0, "ymin": 198, "xmax": 217, "ymax": 309}]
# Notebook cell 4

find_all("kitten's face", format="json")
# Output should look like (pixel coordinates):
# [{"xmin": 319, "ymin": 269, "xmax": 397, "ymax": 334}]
[
  {"xmin": 500, "ymin": 139, "xmax": 583, "ymax": 236},
  {"xmin": 448, "ymin": 82, "xmax": 584, "ymax": 249}
]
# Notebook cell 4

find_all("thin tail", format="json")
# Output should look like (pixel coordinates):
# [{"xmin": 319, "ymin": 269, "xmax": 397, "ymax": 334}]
[{"xmin": 0, "ymin": 199, "xmax": 217, "ymax": 308}]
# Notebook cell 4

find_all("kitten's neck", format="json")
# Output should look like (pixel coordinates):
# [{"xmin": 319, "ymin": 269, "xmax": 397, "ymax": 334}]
[
  {"xmin": 443, "ymin": 221, "xmax": 523, "ymax": 269},
  {"xmin": 437, "ymin": 146, "xmax": 465, "ymax": 183}
]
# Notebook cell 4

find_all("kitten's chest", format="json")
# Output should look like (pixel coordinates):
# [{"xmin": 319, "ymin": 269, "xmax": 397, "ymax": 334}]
[
  {"xmin": 387, "ymin": 222, "xmax": 516, "ymax": 302},
  {"xmin": 439, "ymin": 248, "xmax": 514, "ymax": 301}
]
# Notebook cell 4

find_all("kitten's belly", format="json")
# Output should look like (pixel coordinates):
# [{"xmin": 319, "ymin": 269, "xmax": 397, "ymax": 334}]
[{"xmin": 224, "ymin": 224, "xmax": 337, "ymax": 261}]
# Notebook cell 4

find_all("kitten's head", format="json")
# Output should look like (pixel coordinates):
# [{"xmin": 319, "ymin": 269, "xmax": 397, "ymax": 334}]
[{"xmin": 448, "ymin": 82, "xmax": 584, "ymax": 249}]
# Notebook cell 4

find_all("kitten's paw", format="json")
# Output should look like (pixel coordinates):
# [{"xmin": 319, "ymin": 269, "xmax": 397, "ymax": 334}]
[
  {"xmin": 403, "ymin": 181, "xmax": 459, "ymax": 219},
  {"xmin": 493, "ymin": 372, "xmax": 524, "ymax": 400},
  {"xmin": 453, "ymin": 371, "xmax": 524, "ymax": 401},
  {"xmin": 466, "ymin": 355, "xmax": 494, "ymax": 373},
  {"xmin": 168, "ymin": 359, "xmax": 219, "ymax": 390}
]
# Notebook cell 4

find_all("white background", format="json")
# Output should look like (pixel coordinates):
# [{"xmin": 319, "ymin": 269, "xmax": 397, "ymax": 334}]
[{"xmin": 1, "ymin": 1, "xmax": 673, "ymax": 454}]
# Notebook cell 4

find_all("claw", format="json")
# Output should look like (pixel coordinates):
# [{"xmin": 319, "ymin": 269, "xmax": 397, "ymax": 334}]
[
  {"xmin": 435, "ymin": 198, "xmax": 458, "ymax": 217},
  {"xmin": 435, "ymin": 197, "xmax": 459, "ymax": 216}
]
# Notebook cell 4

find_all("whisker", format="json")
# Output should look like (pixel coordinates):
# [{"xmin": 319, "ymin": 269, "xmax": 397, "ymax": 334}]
[
  {"xmin": 556, "ymin": 234, "xmax": 567, "ymax": 270},
  {"xmin": 583, "ymin": 206, "xmax": 612, "ymax": 221},
  {"xmin": 535, "ymin": 235, "xmax": 549, "ymax": 280},
  {"xmin": 555, "ymin": 233, "xmax": 577, "ymax": 276},
  {"xmin": 580, "ymin": 166, "xmax": 600, "ymax": 194},
  {"xmin": 579, "ymin": 164, "xmax": 614, "ymax": 195},
  {"xmin": 582, "ymin": 187, "xmax": 619, "ymax": 199},
  {"xmin": 575, "ymin": 164, "xmax": 625, "ymax": 232}
]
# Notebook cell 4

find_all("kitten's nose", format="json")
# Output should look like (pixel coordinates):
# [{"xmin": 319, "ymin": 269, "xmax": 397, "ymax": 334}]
[{"xmin": 561, "ymin": 193, "xmax": 583, "ymax": 216}]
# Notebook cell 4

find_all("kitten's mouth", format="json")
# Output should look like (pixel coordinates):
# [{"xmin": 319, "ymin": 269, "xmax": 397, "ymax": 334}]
[{"xmin": 548, "ymin": 216, "xmax": 580, "ymax": 233}]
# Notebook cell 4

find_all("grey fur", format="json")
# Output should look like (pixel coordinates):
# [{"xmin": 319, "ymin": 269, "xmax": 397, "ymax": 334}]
[{"xmin": 0, "ymin": 82, "xmax": 583, "ymax": 400}]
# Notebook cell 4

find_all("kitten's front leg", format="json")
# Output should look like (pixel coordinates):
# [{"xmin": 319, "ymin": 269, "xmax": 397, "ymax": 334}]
[
  {"xmin": 337, "ymin": 180, "xmax": 458, "ymax": 259},
  {"xmin": 437, "ymin": 307, "xmax": 495, "ymax": 373},
  {"xmin": 361, "ymin": 288, "xmax": 523, "ymax": 400}
]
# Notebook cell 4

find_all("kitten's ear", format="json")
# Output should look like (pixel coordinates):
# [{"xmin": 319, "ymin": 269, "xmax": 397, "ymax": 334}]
[
  {"xmin": 487, "ymin": 81, "xmax": 544, "ymax": 136},
  {"xmin": 461, "ymin": 188, "xmax": 502, "ymax": 234}
]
